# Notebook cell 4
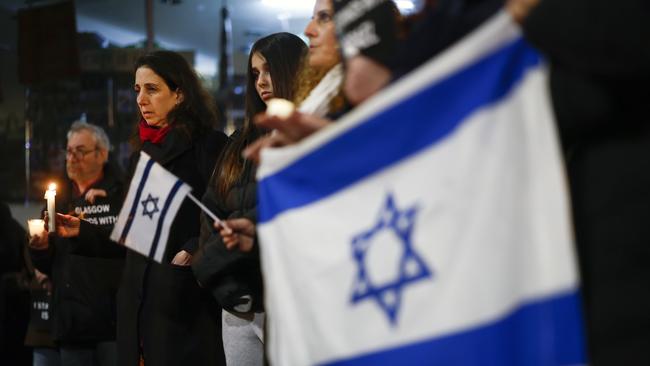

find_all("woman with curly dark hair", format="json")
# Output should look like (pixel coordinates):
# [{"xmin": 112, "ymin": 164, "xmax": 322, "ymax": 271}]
[
  {"xmin": 130, "ymin": 51, "xmax": 217, "ymax": 150},
  {"xmin": 52, "ymin": 50, "xmax": 229, "ymax": 366}
]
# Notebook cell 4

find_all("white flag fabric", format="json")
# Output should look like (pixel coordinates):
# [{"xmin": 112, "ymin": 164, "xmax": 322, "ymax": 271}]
[
  {"xmin": 256, "ymin": 11, "xmax": 586, "ymax": 366},
  {"xmin": 110, "ymin": 151, "xmax": 191, "ymax": 263}
]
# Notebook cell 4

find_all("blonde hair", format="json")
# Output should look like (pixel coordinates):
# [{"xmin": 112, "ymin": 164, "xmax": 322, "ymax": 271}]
[{"xmin": 293, "ymin": 56, "xmax": 346, "ymax": 114}]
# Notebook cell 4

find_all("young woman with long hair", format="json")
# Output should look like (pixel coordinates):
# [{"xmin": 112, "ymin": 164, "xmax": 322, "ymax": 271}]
[
  {"xmin": 192, "ymin": 33, "xmax": 307, "ymax": 366},
  {"xmin": 242, "ymin": 0, "xmax": 349, "ymax": 161}
]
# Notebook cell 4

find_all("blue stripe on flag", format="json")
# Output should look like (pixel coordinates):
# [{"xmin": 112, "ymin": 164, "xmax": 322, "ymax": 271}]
[
  {"xmin": 258, "ymin": 37, "xmax": 541, "ymax": 224},
  {"xmin": 149, "ymin": 179, "xmax": 185, "ymax": 259},
  {"xmin": 321, "ymin": 291, "xmax": 586, "ymax": 366},
  {"xmin": 119, "ymin": 158, "xmax": 155, "ymax": 244}
]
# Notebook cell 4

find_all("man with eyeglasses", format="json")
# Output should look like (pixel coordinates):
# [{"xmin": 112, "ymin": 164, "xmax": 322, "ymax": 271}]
[{"xmin": 29, "ymin": 121, "xmax": 125, "ymax": 366}]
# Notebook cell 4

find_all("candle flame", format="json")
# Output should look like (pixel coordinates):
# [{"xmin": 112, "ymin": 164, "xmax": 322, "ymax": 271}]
[{"xmin": 48, "ymin": 183, "xmax": 57, "ymax": 191}]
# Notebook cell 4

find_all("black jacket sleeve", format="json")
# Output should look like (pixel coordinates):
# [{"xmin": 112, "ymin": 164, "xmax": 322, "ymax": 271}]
[
  {"xmin": 191, "ymin": 168, "xmax": 264, "ymax": 314},
  {"xmin": 71, "ymin": 220, "xmax": 126, "ymax": 258},
  {"xmin": 393, "ymin": 0, "xmax": 504, "ymax": 78},
  {"xmin": 522, "ymin": 0, "xmax": 650, "ymax": 141},
  {"xmin": 523, "ymin": 0, "xmax": 650, "ymax": 78},
  {"xmin": 0, "ymin": 202, "xmax": 26, "ymax": 274}
]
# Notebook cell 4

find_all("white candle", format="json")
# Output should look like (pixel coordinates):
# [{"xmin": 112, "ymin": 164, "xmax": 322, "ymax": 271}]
[
  {"xmin": 44, "ymin": 183, "xmax": 56, "ymax": 233},
  {"xmin": 266, "ymin": 98, "xmax": 295, "ymax": 119},
  {"xmin": 27, "ymin": 219, "xmax": 46, "ymax": 237}
]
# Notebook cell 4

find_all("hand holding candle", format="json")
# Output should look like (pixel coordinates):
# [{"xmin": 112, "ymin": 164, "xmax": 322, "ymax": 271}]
[
  {"xmin": 52, "ymin": 213, "xmax": 81, "ymax": 238},
  {"xmin": 44, "ymin": 183, "xmax": 56, "ymax": 233}
]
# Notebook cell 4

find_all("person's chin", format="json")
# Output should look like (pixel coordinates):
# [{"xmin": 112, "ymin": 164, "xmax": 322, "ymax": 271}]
[
  {"xmin": 142, "ymin": 115, "xmax": 155, "ymax": 124},
  {"xmin": 147, "ymin": 119, "xmax": 166, "ymax": 128}
]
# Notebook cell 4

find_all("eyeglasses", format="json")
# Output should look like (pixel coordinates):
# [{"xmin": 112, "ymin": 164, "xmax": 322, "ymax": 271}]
[{"xmin": 65, "ymin": 147, "xmax": 98, "ymax": 160}]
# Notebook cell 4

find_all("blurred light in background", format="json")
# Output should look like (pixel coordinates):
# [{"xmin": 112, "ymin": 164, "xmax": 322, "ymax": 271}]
[
  {"xmin": 76, "ymin": 14, "xmax": 142, "ymax": 47},
  {"xmin": 195, "ymin": 53, "xmax": 217, "ymax": 76},
  {"xmin": 395, "ymin": 0, "xmax": 416, "ymax": 14},
  {"xmin": 76, "ymin": 13, "xmax": 217, "ymax": 76},
  {"xmin": 262, "ymin": 0, "xmax": 420, "ymax": 15},
  {"xmin": 260, "ymin": 0, "xmax": 314, "ymax": 13}
]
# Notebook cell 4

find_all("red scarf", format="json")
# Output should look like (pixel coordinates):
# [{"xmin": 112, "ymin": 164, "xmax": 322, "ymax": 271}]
[{"xmin": 139, "ymin": 119, "xmax": 171, "ymax": 144}]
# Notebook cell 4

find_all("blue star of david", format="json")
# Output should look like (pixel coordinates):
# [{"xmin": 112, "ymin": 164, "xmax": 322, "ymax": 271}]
[
  {"xmin": 350, "ymin": 193, "xmax": 433, "ymax": 325},
  {"xmin": 141, "ymin": 193, "xmax": 160, "ymax": 220}
]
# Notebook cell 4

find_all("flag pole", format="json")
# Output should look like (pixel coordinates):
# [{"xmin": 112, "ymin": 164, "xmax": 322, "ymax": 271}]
[{"xmin": 187, "ymin": 192, "xmax": 225, "ymax": 226}]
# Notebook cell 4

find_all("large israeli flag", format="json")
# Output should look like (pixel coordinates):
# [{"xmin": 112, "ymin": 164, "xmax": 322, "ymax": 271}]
[
  {"xmin": 256, "ymin": 11, "xmax": 586, "ymax": 366},
  {"xmin": 110, "ymin": 151, "xmax": 191, "ymax": 263}
]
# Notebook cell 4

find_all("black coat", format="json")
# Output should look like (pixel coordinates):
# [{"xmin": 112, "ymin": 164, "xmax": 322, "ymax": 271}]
[
  {"xmin": 0, "ymin": 202, "xmax": 25, "ymax": 276},
  {"xmin": 524, "ymin": 1, "xmax": 650, "ymax": 364},
  {"xmin": 30, "ymin": 162, "xmax": 125, "ymax": 344},
  {"xmin": 115, "ymin": 128, "xmax": 228, "ymax": 366},
  {"xmin": 0, "ymin": 202, "xmax": 30, "ymax": 365},
  {"xmin": 192, "ymin": 130, "xmax": 263, "ymax": 314},
  {"xmin": 392, "ymin": 0, "xmax": 503, "ymax": 78}
]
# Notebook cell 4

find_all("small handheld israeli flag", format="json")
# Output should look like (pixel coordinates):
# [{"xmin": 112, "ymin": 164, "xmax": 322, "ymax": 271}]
[
  {"xmin": 110, "ymin": 151, "xmax": 191, "ymax": 263},
  {"xmin": 256, "ymin": 10, "xmax": 586, "ymax": 366}
]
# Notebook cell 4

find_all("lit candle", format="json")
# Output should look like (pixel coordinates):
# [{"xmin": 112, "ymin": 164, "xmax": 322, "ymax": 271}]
[
  {"xmin": 44, "ymin": 183, "xmax": 56, "ymax": 233},
  {"xmin": 266, "ymin": 98, "xmax": 295, "ymax": 119},
  {"xmin": 27, "ymin": 219, "xmax": 45, "ymax": 238}
]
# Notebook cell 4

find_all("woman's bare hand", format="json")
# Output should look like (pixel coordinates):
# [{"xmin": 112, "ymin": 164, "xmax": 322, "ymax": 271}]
[
  {"xmin": 28, "ymin": 231, "xmax": 49, "ymax": 250},
  {"xmin": 243, "ymin": 112, "xmax": 331, "ymax": 163},
  {"xmin": 507, "ymin": 0, "xmax": 540, "ymax": 24},
  {"xmin": 171, "ymin": 250, "xmax": 192, "ymax": 266},
  {"xmin": 214, "ymin": 218, "xmax": 256, "ymax": 252},
  {"xmin": 53, "ymin": 213, "xmax": 81, "ymax": 238},
  {"xmin": 85, "ymin": 188, "xmax": 107, "ymax": 204}
]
